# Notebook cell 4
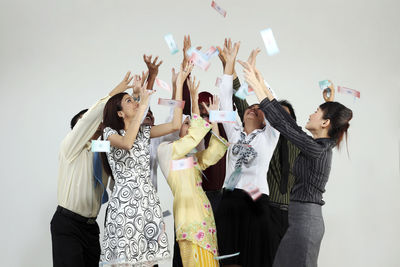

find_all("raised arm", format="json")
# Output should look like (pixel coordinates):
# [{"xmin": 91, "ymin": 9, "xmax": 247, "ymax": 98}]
[
  {"xmin": 62, "ymin": 72, "xmax": 134, "ymax": 160},
  {"xmin": 150, "ymin": 63, "xmax": 194, "ymax": 138},
  {"xmin": 143, "ymin": 54, "xmax": 162, "ymax": 90},
  {"xmin": 240, "ymin": 61, "xmax": 327, "ymax": 158},
  {"xmin": 187, "ymin": 75, "xmax": 200, "ymax": 115},
  {"xmin": 171, "ymin": 115, "xmax": 212, "ymax": 159},
  {"xmin": 107, "ymin": 84, "xmax": 154, "ymax": 150},
  {"xmin": 323, "ymin": 80, "xmax": 335, "ymax": 102},
  {"xmin": 219, "ymin": 38, "xmax": 241, "ymax": 142}
]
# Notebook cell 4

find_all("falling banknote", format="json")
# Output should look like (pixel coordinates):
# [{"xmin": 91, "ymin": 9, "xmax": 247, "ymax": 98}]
[
  {"xmin": 155, "ymin": 78, "xmax": 171, "ymax": 91},
  {"xmin": 204, "ymin": 46, "xmax": 219, "ymax": 60},
  {"xmin": 337, "ymin": 86, "xmax": 360, "ymax": 98},
  {"xmin": 211, "ymin": 1, "xmax": 227, "ymax": 17},
  {"xmin": 260, "ymin": 28, "xmax": 280, "ymax": 56},
  {"xmin": 158, "ymin": 98, "xmax": 185, "ymax": 109},
  {"xmin": 189, "ymin": 50, "xmax": 211, "ymax": 71},
  {"xmin": 242, "ymin": 183, "xmax": 262, "ymax": 201},
  {"xmin": 164, "ymin": 34, "xmax": 179, "ymax": 54},
  {"xmin": 91, "ymin": 140, "xmax": 110, "ymax": 153},
  {"xmin": 171, "ymin": 157, "xmax": 194, "ymax": 171},
  {"xmin": 209, "ymin": 110, "xmax": 237, "ymax": 123}
]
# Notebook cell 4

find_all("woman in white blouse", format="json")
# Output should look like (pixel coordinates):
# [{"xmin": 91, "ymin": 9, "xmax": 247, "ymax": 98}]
[{"xmin": 215, "ymin": 39, "xmax": 280, "ymax": 267}]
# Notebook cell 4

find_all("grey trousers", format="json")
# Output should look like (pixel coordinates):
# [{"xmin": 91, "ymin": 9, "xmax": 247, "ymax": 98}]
[{"xmin": 273, "ymin": 201, "xmax": 325, "ymax": 267}]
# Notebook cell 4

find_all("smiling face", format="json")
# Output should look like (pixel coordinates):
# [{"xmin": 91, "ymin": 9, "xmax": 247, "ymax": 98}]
[
  {"xmin": 305, "ymin": 107, "xmax": 327, "ymax": 132},
  {"xmin": 243, "ymin": 104, "xmax": 266, "ymax": 128},
  {"xmin": 117, "ymin": 94, "xmax": 139, "ymax": 120},
  {"xmin": 179, "ymin": 117, "xmax": 191, "ymax": 138},
  {"xmin": 142, "ymin": 110, "xmax": 155, "ymax": 126}
]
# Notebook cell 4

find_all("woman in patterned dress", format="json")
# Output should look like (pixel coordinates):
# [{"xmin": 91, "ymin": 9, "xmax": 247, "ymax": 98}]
[
  {"xmin": 157, "ymin": 90, "xmax": 228, "ymax": 267},
  {"xmin": 100, "ymin": 64, "xmax": 193, "ymax": 266}
]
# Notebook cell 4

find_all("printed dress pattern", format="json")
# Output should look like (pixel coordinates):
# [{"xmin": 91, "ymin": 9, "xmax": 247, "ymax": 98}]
[{"xmin": 101, "ymin": 126, "xmax": 170, "ymax": 266}]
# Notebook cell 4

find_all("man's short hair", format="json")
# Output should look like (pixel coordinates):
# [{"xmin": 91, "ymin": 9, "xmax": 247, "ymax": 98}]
[{"xmin": 70, "ymin": 109, "xmax": 88, "ymax": 129}]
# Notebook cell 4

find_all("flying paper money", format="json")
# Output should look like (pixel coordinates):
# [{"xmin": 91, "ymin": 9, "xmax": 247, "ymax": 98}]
[
  {"xmin": 337, "ymin": 86, "xmax": 360, "ymax": 98},
  {"xmin": 91, "ymin": 140, "xmax": 110, "ymax": 153},
  {"xmin": 214, "ymin": 252, "xmax": 240, "ymax": 260},
  {"xmin": 164, "ymin": 34, "xmax": 179, "ymax": 54},
  {"xmin": 211, "ymin": 1, "xmax": 227, "ymax": 17},
  {"xmin": 242, "ymin": 183, "xmax": 262, "ymax": 201},
  {"xmin": 171, "ymin": 157, "xmax": 194, "ymax": 171},
  {"xmin": 260, "ymin": 28, "xmax": 280, "ymax": 56},
  {"xmin": 155, "ymin": 78, "xmax": 171, "ymax": 91},
  {"xmin": 189, "ymin": 50, "xmax": 211, "ymax": 71},
  {"xmin": 319, "ymin": 80, "xmax": 331, "ymax": 90},
  {"xmin": 158, "ymin": 98, "xmax": 185, "ymax": 109},
  {"xmin": 209, "ymin": 110, "xmax": 237, "ymax": 123},
  {"xmin": 234, "ymin": 82, "xmax": 254, "ymax": 100},
  {"xmin": 204, "ymin": 46, "xmax": 219, "ymax": 60}
]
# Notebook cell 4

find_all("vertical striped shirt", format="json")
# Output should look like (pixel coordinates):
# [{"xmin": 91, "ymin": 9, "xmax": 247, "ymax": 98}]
[
  {"xmin": 267, "ymin": 138, "xmax": 300, "ymax": 205},
  {"xmin": 260, "ymin": 98, "xmax": 336, "ymax": 205}
]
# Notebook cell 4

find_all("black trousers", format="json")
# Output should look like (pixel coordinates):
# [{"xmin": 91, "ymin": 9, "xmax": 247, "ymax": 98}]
[
  {"xmin": 269, "ymin": 204, "xmax": 289, "ymax": 261},
  {"xmin": 50, "ymin": 207, "xmax": 100, "ymax": 267}
]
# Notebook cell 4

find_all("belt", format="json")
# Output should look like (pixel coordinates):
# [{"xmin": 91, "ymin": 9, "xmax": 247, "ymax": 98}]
[
  {"xmin": 269, "ymin": 202, "xmax": 289, "ymax": 211},
  {"xmin": 57, "ymin": 206, "xmax": 97, "ymax": 225}
]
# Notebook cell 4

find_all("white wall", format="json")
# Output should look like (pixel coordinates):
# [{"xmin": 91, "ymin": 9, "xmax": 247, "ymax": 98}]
[{"xmin": 0, "ymin": 0, "xmax": 399, "ymax": 266}]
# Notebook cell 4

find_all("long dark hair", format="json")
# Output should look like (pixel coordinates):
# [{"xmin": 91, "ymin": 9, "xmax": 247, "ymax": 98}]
[
  {"xmin": 319, "ymin": 101, "xmax": 353, "ymax": 148},
  {"xmin": 101, "ymin": 92, "xmax": 128, "ymax": 178}
]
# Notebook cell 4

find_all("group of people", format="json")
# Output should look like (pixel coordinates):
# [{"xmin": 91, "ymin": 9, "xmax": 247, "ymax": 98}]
[{"xmin": 50, "ymin": 35, "xmax": 353, "ymax": 267}]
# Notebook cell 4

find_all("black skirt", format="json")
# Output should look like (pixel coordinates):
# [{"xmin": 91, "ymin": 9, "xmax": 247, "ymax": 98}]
[{"xmin": 215, "ymin": 189, "xmax": 279, "ymax": 267}]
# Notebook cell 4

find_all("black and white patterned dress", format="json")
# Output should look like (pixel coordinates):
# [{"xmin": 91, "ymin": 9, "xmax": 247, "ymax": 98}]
[{"xmin": 100, "ymin": 126, "xmax": 170, "ymax": 267}]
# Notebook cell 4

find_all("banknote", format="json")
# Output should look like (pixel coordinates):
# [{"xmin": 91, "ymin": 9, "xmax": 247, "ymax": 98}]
[
  {"xmin": 337, "ymin": 86, "xmax": 360, "ymax": 98},
  {"xmin": 215, "ymin": 77, "xmax": 222, "ymax": 87},
  {"xmin": 209, "ymin": 110, "xmax": 237, "ymax": 123},
  {"xmin": 171, "ymin": 157, "xmax": 194, "ymax": 171},
  {"xmin": 215, "ymin": 252, "xmax": 240, "ymax": 260},
  {"xmin": 189, "ymin": 50, "xmax": 211, "ymax": 71},
  {"xmin": 204, "ymin": 46, "xmax": 219, "ymax": 60},
  {"xmin": 319, "ymin": 80, "xmax": 331, "ymax": 90},
  {"xmin": 211, "ymin": 1, "xmax": 227, "ymax": 17},
  {"xmin": 242, "ymin": 183, "xmax": 262, "ymax": 201},
  {"xmin": 158, "ymin": 98, "xmax": 185, "ymax": 109},
  {"xmin": 155, "ymin": 78, "xmax": 171, "ymax": 91},
  {"xmin": 91, "ymin": 140, "xmax": 110, "ymax": 152},
  {"xmin": 260, "ymin": 28, "xmax": 280, "ymax": 56},
  {"xmin": 164, "ymin": 34, "xmax": 179, "ymax": 54}
]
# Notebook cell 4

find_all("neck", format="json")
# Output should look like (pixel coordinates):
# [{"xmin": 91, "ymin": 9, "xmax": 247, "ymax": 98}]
[
  {"xmin": 310, "ymin": 129, "xmax": 330, "ymax": 139},
  {"xmin": 244, "ymin": 121, "xmax": 261, "ymax": 135},
  {"xmin": 124, "ymin": 118, "xmax": 131, "ymax": 131}
]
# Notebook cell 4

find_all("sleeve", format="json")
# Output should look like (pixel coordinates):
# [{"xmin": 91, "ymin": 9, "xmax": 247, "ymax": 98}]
[
  {"xmin": 259, "ymin": 98, "xmax": 326, "ymax": 158},
  {"xmin": 157, "ymin": 141, "xmax": 173, "ymax": 179},
  {"xmin": 60, "ymin": 95, "xmax": 110, "ymax": 161},
  {"xmin": 103, "ymin": 127, "xmax": 118, "ymax": 141},
  {"xmin": 219, "ymin": 74, "xmax": 241, "ymax": 142},
  {"xmin": 195, "ymin": 134, "xmax": 228, "ymax": 171},
  {"xmin": 232, "ymin": 77, "xmax": 249, "ymax": 122},
  {"xmin": 171, "ymin": 115, "xmax": 212, "ymax": 160}
]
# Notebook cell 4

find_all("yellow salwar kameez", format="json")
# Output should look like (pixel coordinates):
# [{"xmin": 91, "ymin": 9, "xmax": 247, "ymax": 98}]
[{"xmin": 158, "ymin": 115, "xmax": 227, "ymax": 267}]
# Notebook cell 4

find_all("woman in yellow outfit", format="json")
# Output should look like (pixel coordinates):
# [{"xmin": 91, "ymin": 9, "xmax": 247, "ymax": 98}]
[{"xmin": 158, "ymin": 92, "xmax": 227, "ymax": 267}]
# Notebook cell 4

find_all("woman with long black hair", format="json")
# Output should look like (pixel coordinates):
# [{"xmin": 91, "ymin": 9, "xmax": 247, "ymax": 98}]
[{"xmin": 239, "ymin": 60, "xmax": 353, "ymax": 267}]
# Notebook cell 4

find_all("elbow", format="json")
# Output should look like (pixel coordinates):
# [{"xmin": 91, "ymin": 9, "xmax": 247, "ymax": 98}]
[
  {"xmin": 121, "ymin": 142, "xmax": 132, "ymax": 151},
  {"xmin": 171, "ymin": 123, "xmax": 182, "ymax": 132}
]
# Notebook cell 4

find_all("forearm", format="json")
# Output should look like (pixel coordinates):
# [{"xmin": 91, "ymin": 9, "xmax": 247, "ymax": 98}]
[
  {"xmin": 146, "ymin": 74, "xmax": 156, "ymax": 90},
  {"xmin": 190, "ymin": 93, "xmax": 200, "ymax": 115},
  {"xmin": 123, "ymin": 105, "xmax": 148, "ymax": 147}
]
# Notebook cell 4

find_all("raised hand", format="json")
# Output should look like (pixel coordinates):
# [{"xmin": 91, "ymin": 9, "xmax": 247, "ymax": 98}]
[
  {"xmin": 223, "ymin": 38, "xmax": 240, "ymax": 75},
  {"xmin": 216, "ymin": 38, "xmax": 228, "ymax": 68},
  {"xmin": 247, "ymin": 48, "xmax": 261, "ymax": 68},
  {"xmin": 323, "ymin": 80, "xmax": 335, "ymax": 102},
  {"xmin": 143, "ymin": 54, "xmax": 163, "ymax": 76},
  {"xmin": 138, "ymin": 82, "xmax": 154, "ymax": 107},
  {"xmin": 187, "ymin": 75, "xmax": 200, "ymax": 96},
  {"xmin": 132, "ymin": 71, "xmax": 148, "ymax": 97},
  {"xmin": 176, "ymin": 62, "xmax": 195, "ymax": 87},
  {"xmin": 182, "ymin": 35, "xmax": 202, "ymax": 69},
  {"xmin": 109, "ymin": 71, "xmax": 134, "ymax": 96},
  {"xmin": 202, "ymin": 95, "xmax": 220, "ymax": 112}
]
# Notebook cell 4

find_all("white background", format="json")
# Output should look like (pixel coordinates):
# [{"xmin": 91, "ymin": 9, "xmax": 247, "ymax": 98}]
[{"xmin": 1, "ymin": 0, "xmax": 399, "ymax": 266}]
